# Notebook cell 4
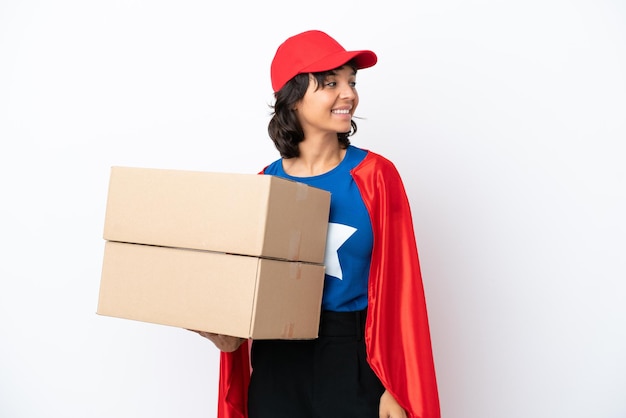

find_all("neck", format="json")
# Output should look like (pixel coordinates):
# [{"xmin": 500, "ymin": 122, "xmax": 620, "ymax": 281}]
[{"xmin": 283, "ymin": 136, "xmax": 347, "ymax": 177}]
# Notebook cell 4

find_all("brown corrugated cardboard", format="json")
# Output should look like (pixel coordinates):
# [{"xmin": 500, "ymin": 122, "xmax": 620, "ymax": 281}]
[
  {"xmin": 97, "ymin": 241, "xmax": 325, "ymax": 339},
  {"xmin": 103, "ymin": 166, "xmax": 330, "ymax": 263}
]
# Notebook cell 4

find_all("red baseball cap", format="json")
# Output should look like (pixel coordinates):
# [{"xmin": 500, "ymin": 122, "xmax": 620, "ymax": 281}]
[{"xmin": 270, "ymin": 30, "xmax": 377, "ymax": 92}]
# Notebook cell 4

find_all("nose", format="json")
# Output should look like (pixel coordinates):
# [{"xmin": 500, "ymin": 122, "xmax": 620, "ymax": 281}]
[{"xmin": 339, "ymin": 82, "xmax": 356, "ymax": 99}]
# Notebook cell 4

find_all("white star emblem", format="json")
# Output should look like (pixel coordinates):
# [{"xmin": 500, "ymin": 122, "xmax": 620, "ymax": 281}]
[{"xmin": 324, "ymin": 222, "xmax": 357, "ymax": 280}]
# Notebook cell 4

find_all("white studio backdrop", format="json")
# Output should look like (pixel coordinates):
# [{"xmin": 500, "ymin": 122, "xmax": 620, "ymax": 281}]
[{"xmin": 1, "ymin": 1, "xmax": 625, "ymax": 417}]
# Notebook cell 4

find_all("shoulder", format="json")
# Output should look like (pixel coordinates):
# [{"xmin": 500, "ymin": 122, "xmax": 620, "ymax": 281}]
[
  {"xmin": 260, "ymin": 158, "xmax": 283, "ymax": 175},
  {"xmin": 352, "ymin": 148, "xmax": 401, "ymax": 179},
  {"xmin": 350, "ymin": 148, "xmax": 410, "ymax": 214}
]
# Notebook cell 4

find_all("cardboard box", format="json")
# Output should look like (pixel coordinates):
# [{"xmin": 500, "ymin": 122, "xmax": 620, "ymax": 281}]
[
  {"xmin": 103, "ymin": 166, "xmax": 330, "ymax": 263},
  {"xmin": 97, "ymin": 241, "xmax": 325, "ymax": 339}
]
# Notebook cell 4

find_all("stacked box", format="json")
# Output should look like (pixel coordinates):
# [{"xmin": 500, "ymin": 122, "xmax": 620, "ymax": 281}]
[{"xmin": 97, "ymin": 166, "xmax": 330, "ymax": 339}]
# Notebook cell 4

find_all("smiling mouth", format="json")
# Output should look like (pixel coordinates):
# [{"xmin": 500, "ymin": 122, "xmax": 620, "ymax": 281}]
[{"xmin": 332, "ymin": 109, "xmax": 351, "ymax": 115}]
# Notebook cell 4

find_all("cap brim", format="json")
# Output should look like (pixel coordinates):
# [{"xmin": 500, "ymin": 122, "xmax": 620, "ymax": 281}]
[{"xmin": 301, "ymin": 50, "xmax": 377, "ymax": 73}]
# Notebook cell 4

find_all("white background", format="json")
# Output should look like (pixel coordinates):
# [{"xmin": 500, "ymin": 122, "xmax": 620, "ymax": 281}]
[{"xmin": 1, "ymin": 1, "xmax": 625, "ymax": 417}]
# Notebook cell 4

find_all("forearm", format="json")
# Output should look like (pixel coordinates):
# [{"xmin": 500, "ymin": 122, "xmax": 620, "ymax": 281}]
[{"xmin": 189, "ymin": 330, "xmax": 245, "ymax": 352}]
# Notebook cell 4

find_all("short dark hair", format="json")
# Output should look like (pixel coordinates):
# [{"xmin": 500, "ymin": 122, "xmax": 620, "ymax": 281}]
[{"xmin": 268, "ymin": 63, "xmax": 358, "ymax": 159}]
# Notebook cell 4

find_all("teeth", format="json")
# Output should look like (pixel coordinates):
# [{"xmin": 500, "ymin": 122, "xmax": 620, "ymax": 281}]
[{"xmin": 332, "ymin": 109, "xmax": 350, "ymax": 114}]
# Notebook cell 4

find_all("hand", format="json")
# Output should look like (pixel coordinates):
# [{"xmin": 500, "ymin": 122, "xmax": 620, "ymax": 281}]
[
  {"xmin": 379, "ymin": 389, "xmax": 407, "ymax": 418},
  {"xmin": 188, "ymin": 330, "xmax": 245, "ymax": 352}
]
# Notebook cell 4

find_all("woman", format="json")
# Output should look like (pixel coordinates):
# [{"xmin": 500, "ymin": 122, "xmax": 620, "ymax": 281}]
[{"xmin": 199, "ymin": 30, "xmax": 440, "ymax": 418}]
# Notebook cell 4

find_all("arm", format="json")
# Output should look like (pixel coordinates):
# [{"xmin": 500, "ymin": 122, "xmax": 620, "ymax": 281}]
[
  {"xmin": 189, "ymin": 330, "xmax": 245, "ymax": 352},
  {"xmin": 380, "ymin": 390, "xmax": 408, "ymax": 418}
]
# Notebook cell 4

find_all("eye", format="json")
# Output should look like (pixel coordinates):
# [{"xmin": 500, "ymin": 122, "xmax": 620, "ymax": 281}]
[
  {"xmin": 349, "ymin": 81, "xmax": 357, "ymax": 87},
  {"xmin": 324, "ymin": 81, "xmax": 337, "ymax": 87}
]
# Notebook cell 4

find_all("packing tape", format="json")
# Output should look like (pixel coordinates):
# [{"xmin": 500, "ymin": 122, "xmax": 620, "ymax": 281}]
[
  {"xmin": 288, "ymin": 230, "xmax": 301, "ymax": 260},
  {"xmin": 295, "ymin": 182, "xmax": 308, "ymax": 201},
  {"xmin": 281, "ymin": 322, "xmax": 295, "ymax": 338},
  {"xmin": 289, "ymin": 262, "xmax": 302, "ymax": 280}
]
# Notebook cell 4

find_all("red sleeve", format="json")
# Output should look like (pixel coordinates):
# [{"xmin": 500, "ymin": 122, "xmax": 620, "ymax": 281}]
[{"xmin": 352, "ymin": 151, "xmax": 440, "ymax": 418}]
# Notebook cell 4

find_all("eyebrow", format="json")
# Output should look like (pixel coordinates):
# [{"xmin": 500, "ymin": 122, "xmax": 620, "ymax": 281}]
[{"xmin": 328, "ymin": 67, "xmax": 357, "ymax": 76}]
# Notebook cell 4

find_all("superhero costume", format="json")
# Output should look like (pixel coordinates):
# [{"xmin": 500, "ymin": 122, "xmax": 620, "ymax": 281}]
[{"xmin": 217, "ymin": 149, "xmax": 440, "ymax": 418}]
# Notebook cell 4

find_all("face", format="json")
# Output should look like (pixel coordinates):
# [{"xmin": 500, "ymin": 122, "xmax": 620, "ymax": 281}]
[{"xmin": 294, "ymin": 65, "xmax": 359, "ymax": 139}]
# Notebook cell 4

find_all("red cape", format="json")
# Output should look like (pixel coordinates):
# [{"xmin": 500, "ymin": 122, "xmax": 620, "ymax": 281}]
[{"xmin": 217, "ymin": 150, "xmax": 440, "ymax": 418}]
